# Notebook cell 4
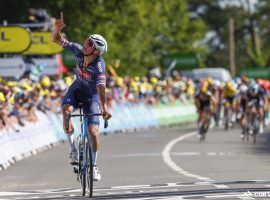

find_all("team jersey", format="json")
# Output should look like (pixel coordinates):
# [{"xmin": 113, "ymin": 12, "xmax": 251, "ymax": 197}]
[
  {"xmin": 60, "ymin": 39, "xmax": 106, "ymax": 95},
  {"xmin": 247, "ymin": 88, "xmax": 265, "ymax": 102},
  {"xmin": 223, "ymin": 87, "xmax": 238, "ymax": 98}
]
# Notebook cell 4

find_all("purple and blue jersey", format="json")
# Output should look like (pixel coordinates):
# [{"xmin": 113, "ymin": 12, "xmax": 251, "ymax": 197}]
[
  {"xmin": 60, "ymin": 39, "xmax": 106, "ymax": 95},
  {"xmin": 60, "ymin": 39, "xmax": 106, "ymax": 126}
]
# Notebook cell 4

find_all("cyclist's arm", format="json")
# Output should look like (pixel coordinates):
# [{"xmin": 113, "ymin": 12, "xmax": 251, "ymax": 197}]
[
  {"xmin": 51, "ymin": 27, "xmax": 63, "ymax": 45},
  {"xmin": 51, "ymin": 12, "xmax": 65, "ymax": 45},
  {"xmin": 97, "ymin": 85, "xmax": 107, "ymax": 111},
  {"xmin": 96, "ymin": 60, "xmax": 108, "ymax": 111}
]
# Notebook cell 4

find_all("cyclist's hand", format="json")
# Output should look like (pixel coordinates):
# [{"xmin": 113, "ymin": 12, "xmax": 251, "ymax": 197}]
[
  {"xmin": 102, "ymin": 108, "xmax": 112, "ymax": 120},
  {"xmin": 54, "ymin": 12, "xmax": 66, "ymax": 31}
]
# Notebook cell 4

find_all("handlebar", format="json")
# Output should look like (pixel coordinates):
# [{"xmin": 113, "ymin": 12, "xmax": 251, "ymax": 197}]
[{"xmin": 65, "ymin": 113, "xmax": 109, "ymax": 131}]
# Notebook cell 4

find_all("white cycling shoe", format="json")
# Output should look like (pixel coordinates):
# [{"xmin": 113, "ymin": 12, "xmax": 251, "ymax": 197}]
[
  {"xmin": 93, "ymin": 165, "xmax": 101, "ymax": 181},
  {"xmin": 69, "ymin": 151, "xmax": 78, "ymax": 165}
]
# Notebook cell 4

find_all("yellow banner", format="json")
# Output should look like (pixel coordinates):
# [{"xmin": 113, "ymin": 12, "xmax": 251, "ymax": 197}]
[
  {"xmin": 0, "ymin": 26, "xmax": 31, "ymax": 53},
  {"xmin": 23, "ymin": 32, "xmax": 63, "ymax": 55}
]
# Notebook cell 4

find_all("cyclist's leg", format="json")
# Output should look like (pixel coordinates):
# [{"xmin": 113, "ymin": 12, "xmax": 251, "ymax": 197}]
[
  {"xmin": 258, "ymin": 100, "xmax": 264, "ymax": 133},
  {"xmin": 61, "ymin": 81, "xmax": 78, "ymax": 134},
  {"xmin": 85, "ymin": 95, "xmax": 101, "ymax": 166},
  {"xmin": 89, "ymin": 125, "xmax": 99, "ymax": 164},
  {"xmin": 197, "ymin": 101, "xmax": 204, "ymax": 134},
  {"xmin": 86, "ymin": 96, "xmax": 101, "ymax": 181},
  {"xmin": 61, "ymin": 82, "xmax": 78, "ymax": 163},
  {"xmin": 62, "ymin": 104, "xmax": 74, "ymax": 133},
  {"xmin": 231, "ymin": 97, "xmax": 237, "ymax": 122}
]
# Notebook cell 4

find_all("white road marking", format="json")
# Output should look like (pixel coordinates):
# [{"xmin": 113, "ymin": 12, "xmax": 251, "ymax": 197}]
[
  {"xmin": 206, "ymin": 193, "xmax": 255, "ymax": 199},
  {"xmin": 0, "ymin": 192, "xmax": 37, "ymax": 196},
  {"xmin": 162, "ymin": 131, "xmax": 212, "ymax": 181},
  {"xmin": 162, "ymin": 131, "xmax": 229, "ymax": 189},
  {"xmin": 111, "ymin": 185, "xmax": 151, "ymax": 189}
]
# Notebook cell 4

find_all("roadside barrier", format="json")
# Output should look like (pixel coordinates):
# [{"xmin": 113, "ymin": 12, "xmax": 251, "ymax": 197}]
[{"xmin": 0, "ymin": 101, "xmax": 196, "ymax": 170}]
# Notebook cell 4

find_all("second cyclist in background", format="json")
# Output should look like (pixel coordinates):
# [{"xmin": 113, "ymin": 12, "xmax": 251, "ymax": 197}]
[
  {"xmin": 222, "ymin": 81, "xmax": 238, "ymax": 129},
  {"xmin": 246, "ymin": 83, "xmax": 267, "ymax": 134}
]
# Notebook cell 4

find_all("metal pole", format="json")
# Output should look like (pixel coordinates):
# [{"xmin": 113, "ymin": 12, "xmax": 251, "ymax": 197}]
[{"xmin": 229, "ymin": 17, "xmax": 236, "ymax": 77}]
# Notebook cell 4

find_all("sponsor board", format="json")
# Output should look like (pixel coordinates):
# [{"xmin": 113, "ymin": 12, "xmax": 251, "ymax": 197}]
[
  {"xmin": 32, "ymin": 57, "xmax": 60, "ymax": 75},
  {"xmin": 0, "ymin": 57, "xmax": 27, "ymax": 78},
  {"xmin": 0, "ymin": 26, "xmax": 31, "ymax": 53},
  {"xmin": 23, "ymin": 32, "xmax": 63, "ymax": 55}
]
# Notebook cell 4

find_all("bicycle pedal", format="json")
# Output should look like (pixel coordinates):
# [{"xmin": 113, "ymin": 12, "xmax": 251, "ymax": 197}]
[{"xmin": 70, "ymin": 161, "xmax": 78, "ymax": 165}]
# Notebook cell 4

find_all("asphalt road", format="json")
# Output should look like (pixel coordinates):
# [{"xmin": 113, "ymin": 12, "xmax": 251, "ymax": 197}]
[{"xmin": 1, "ymin": 124, "xmax": 270, "ymax": 200}]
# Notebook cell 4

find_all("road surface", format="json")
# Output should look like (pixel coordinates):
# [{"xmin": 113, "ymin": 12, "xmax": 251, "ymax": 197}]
[{"xmin": 1, "ymin": 124, "xmax": 270, "ymax": 199}]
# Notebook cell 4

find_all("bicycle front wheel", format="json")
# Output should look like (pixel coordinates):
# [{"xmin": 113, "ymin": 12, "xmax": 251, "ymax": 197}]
[
  {"xmin": 80, "ymin": 139, "xmax": 86, "ymax": 196},
  {"xmin": 86, "ymin": 136, "xmax": 93, "ymax": 198}
]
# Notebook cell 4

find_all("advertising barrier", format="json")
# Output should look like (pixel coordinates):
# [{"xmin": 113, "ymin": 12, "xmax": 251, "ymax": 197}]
[
  {"xmin": 0, "ymin": 57, "xmax": 27, "ymax": 78},
  {"xmin": 0, "ymin": 101, "xmax": 196, "ymax": 170}
]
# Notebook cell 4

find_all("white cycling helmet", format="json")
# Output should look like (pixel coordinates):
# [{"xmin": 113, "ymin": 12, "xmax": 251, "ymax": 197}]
[
  {"xmin": 239, "ymin": 85, "xmax": 248, "ymax": 94},
  {"xmin": 249, "ymin": 83, "xmax": 259, "ymax": 94},
  {"xmin": 89, "ymin": 34, "xmax": 107, "ymax": 55}
]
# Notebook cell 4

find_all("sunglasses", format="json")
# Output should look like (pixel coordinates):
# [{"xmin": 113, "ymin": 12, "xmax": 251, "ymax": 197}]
[{"xmin": 86, "ymin": 38, "xmax": 95, "ymax": 48}]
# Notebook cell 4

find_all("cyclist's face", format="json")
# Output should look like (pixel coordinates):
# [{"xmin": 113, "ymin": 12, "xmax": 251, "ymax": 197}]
[{"xmin": 83, "ymin": 38, "xmax": 97, "ymax": 56}]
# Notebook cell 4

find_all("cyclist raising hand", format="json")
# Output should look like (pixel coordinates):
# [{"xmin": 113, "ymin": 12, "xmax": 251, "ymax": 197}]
[{"xmin": 52, "ymin": 12, "xmax": 112, "ymax": 181}]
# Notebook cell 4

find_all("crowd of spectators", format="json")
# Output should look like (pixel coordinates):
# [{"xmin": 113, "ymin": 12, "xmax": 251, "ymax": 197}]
[
  {"xmin": 3, "ymin": 66, "xmax": 270, "ymax": 133},
  {"xmin": 0, "ymin": 71, "xmax": 195, "ymax": 132},
  {"xmin": 106, "ymin": 72, "xmax": 195, "ymax": 107}
]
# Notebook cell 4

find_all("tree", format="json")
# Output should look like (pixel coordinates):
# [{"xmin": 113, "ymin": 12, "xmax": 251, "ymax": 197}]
[
  {"xmin": 188, "ymin": 0, "xmax": 269, "ymax": 72},
  {"xmin": 1, "ymin": 0, "xmax": 208, "ymax": 76}
]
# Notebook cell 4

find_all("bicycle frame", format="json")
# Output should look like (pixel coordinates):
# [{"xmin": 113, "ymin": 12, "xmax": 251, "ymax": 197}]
[
  {"xmin": 79, "ymin": 106, "xmax": 90, "ymax": 177},
  {"xmin": 66, "ymin": 103, "xmax": 108, "ymax": 197}
]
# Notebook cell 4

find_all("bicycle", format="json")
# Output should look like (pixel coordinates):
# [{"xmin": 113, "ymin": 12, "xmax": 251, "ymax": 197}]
[
  {"xmin": 241, "ymin": 110, "xmax": 249, "ymax": 142},
  {"xmin": 198, "ymin": 107, "xmax": 212, "ymax": 142},
  {"xmin": 246, "ymin": 100, "xmax": 260, "ymax": 144},
  {"xmin": 223, "ymin": 100, "xmax": 236, "ymax": 130},
  {"xmin": 66, "ymin": 103, "xmax": 108, "ymax": 198}
]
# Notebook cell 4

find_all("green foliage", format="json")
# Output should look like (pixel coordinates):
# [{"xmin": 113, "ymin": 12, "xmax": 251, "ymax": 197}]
[
  {"xmin": 1, "ymin": 0, "xmax": 208, "ymax": 75},
  {"xmin": 2, "ymin": 0, "xmax": 207, "ymax": 76},
  {"xmin": 188, "ymin": 0, "xmax": 270, "ymax": 70}
]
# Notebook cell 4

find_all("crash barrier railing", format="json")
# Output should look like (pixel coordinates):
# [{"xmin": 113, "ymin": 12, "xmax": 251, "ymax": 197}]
[{"xmin": 0, "ymin": 101, "xmax": 196, "ymax": 170}]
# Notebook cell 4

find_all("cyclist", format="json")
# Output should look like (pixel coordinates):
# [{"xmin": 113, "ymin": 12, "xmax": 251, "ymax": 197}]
[
  {"xmin": 237, "ymin": 85, "xmax": 249, "ymax": 138},
  {"xmin": 194, "ymin": 85, "xmax": 216, "ymax": 137},
  {"xmin": 247, "ymin": 83, "xmax": 266, "ymax": 134},
  {"xmin": 208, "ymin": 79, "xmax": 221, "ymax": 126},
  {"xmin": 222, "ymin": 81, "xmax": 238, "ymax": 126},
  {"xmin": 257, "ymin": 79, "xmax": 270, "ymax": 125},
  {"xmin": 52, "ymin": 12, "xmax": 112, "ymax": 181}
]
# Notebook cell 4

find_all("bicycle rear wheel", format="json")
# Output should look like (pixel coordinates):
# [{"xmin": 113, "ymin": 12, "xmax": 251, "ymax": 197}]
[{"xmin": 86, "ymin": 136, "xmax": 93, "ymax": 197}]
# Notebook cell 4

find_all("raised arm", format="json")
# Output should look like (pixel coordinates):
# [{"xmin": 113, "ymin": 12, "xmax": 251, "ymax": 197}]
[{"xmin": 51, "ymin": 12, "xmax": 66, "ymax": 44}]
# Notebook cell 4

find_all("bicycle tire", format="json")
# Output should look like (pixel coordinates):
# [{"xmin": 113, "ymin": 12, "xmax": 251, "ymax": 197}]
[
  {"xmin": 86, "ymin": 136, "xmax": 93, "ymax": 198},
  {"xmin": 81, "ymin": 138, "xmax": 86, "ymax": 196},
  {"xmin": 78, "ymin": 141, "xmax": 82, "ymax": 181}
]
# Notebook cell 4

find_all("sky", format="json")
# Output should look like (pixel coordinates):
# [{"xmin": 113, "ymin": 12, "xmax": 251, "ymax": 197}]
[{"xmin": 220, "ymin": 0, "xmax": 258, "ymax": 12}]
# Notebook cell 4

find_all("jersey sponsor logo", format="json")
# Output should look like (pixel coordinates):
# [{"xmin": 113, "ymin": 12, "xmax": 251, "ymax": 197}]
[
  {"xmin": 77, "ymin": 67, "xmax": 92, "ymax": 80},
  {"xmin": 98, "ymin": 62, "xmax": 103, "ymax": 73}
]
